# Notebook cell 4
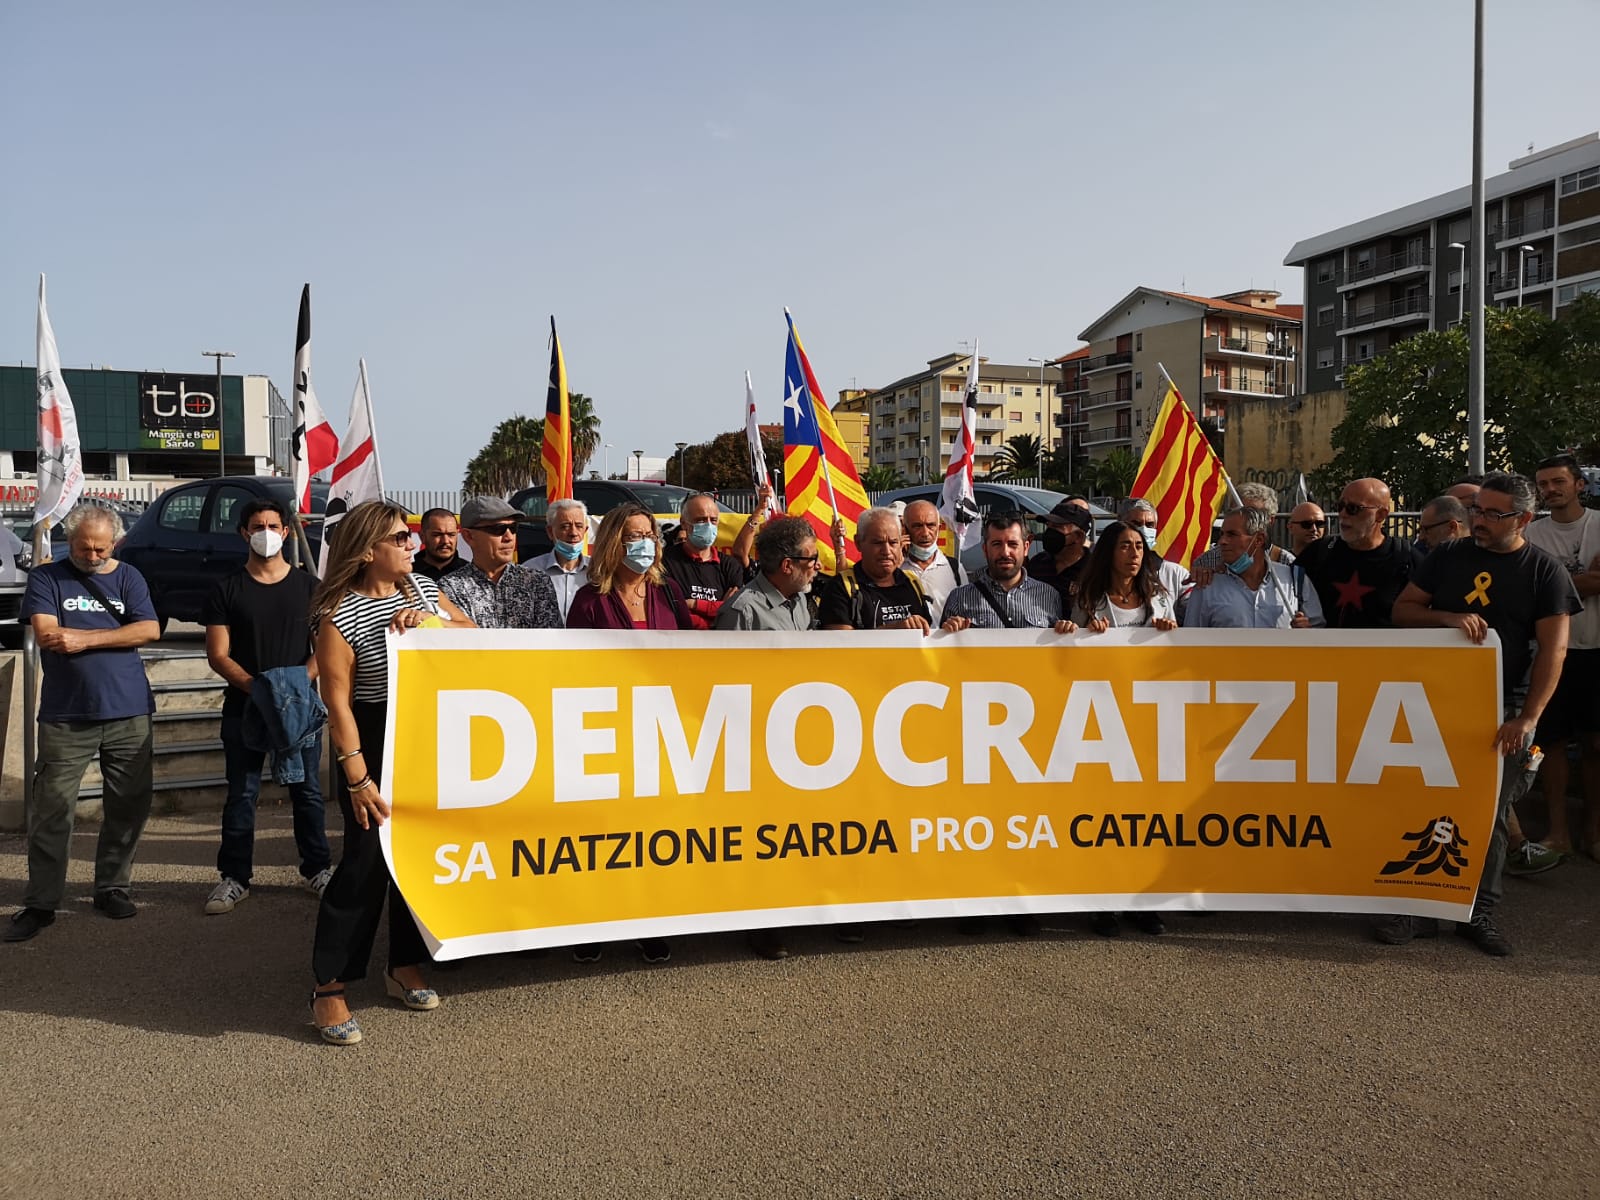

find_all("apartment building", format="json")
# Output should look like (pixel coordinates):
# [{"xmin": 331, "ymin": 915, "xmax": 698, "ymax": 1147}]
[
  {"xmin": 1284, "ymin": 132, "xmax": 1600, "ymax": 394},
  {"xmin": 829, "ymin": 389, "xmax": 872, "ymax": 473},
  {"xmin": 865, "ymin": 354, "xmax": 1054, "ymax": 482},
  {"xmin": 1067, "ymin": 289, "xmax": 1301, "ymax": 462}
]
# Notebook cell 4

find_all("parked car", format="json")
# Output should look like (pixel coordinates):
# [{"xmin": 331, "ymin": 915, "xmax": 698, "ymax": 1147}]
[
  {"xmin": 872, "ymin": 483, "xmax": 1115, "ymax": 573},
  {"xmin": 508, "ymin": 479, "xmax": 693, "ymax": 562},
  {"xmin": 116, "ymin": 477, "xmax": 327, "ymax": 630}
]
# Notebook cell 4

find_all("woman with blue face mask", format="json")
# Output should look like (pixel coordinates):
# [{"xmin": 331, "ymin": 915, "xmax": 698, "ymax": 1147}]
[
  {"xmin": 564, "ymin": 502, "xmax": 691, "ymax": 967},
  {"xmin": 567, "ymin": 503, "xmax": 693, "ymax": 632}
]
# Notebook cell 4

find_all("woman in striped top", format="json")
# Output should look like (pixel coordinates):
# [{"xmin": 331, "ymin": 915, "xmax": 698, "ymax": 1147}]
[{"xmin": 308, "ymin": 501, "xmax": 473, "ymax": 1045}]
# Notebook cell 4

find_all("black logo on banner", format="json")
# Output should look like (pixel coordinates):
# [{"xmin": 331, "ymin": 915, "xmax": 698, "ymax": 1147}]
[
  {"xmin": 138, "ymin": 373, "xmax": 219, "ymax": 433},
  {"xmin": 1379, "ymin": 817, "xmax": 1470, "ymax": 877}
]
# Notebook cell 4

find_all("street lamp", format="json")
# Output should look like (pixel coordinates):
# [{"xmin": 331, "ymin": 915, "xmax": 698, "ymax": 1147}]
[
  {"xmin": 919, "ymin": 437, "xmax": 929, "ymax": 484},
  {"xmin": 201, "ymin": 349, "xmax": 234, "ymax": 478},
  {"xmin": 632, "ymin": 449, "xmax": 644, "ymax": 481},
  {"xmin": 1517, "ymin": 244, "xmax": 1536, "ymax": 308},
  {"xmin": 1028, "ymin": 357, "xmax": 1052, "ymax": 463},
  {"xmin": 674, "ymin": 441, "xmax": 688, "ymax": 488},
  {"xmin": 1449, "ymin": 241, "xmax": 1467, "ymax": 327},
  {"xmin": 603, "ymin": 442, "xmax": 614, "ymax": 478}
]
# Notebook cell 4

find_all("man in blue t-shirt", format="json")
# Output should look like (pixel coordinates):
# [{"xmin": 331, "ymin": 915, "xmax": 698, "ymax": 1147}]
[{"xmin": 5, "ymin": 504, "xmax": 161, "ymax": 943}]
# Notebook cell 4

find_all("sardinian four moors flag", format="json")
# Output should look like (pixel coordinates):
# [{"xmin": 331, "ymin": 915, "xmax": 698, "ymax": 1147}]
[
  {"xmin": 1130, "ymin": 365, "xmax": 1232, "ymax": 570},
  {"xmin": 318, "ymin": 358, "xmax": 385, "ymax": 575},
  {"xmin": 34, "ymin": 274, "xmax": 84, "ymax": 530},
  {"xmin": 542, "ymin": 317, "xmax": 574, "ymax": 503},
  {"xmin": 938, "ymin": 339, "xmax": 982, "ymax": 551},
  {"xmin": 291, "ymin": 284, "xmax": 339, "ymax": 516},
  {"xmin": 744, "ymin": 371, "xmax": 776, "ymax": 519}
]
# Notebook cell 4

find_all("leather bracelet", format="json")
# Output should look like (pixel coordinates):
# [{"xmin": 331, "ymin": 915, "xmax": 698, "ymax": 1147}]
[
  {"xmin": 347, "ymin": 775, "xmax": 374, "ymax": 792},
  {"xmin": 335, "ymin": 748, "xmax": 363, "ymax": 763}
]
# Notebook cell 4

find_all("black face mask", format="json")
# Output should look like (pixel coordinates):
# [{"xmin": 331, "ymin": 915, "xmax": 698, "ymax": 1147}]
[{"xmin": 1041, "ymin": 528, "xmax": 1068, "ymax": 555}]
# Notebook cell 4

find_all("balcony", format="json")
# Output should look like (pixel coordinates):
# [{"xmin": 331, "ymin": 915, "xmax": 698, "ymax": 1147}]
[
  {"xmin": 939, "ymin": 415, "xmax": 1008, "ymax": 432},
  {"xmin": 1056, "ymin": 375, "xmax": 1089, "ymax": 396},
  {"xmin": 1201, "ymin": 375, "xmax": 1291, "ymax": 400},
  {"xmin": 1054, "ymin": 409, "xmax": 1088, "ymax": 429},
  {"xmin": 1338, "ymin": 351, "xmax": 1379, "ymax": 377},
  {"xmin": 1081, "ymin": 426, "xmax": 1133, "ymax": 448},
  {"xmin": 1081, "ymin": 389, "xmax": 1132, "ymax": 413},
  {"xmin": 1203, "ymin": 332, "xmax": 1296, "ymax": 359},
  {"xmin": 1337, "ymin": 245, "xmax": 1431, "ymax": 291},
  {"xmin": 1081, "ymin": 350, "xmax": 1134, "ymax": 375},
  {"xmin": 1499, "ymin": 209, "xmax": 1555, "ymax": 242},
  {"xmin": 1494, "ymin": 262, "xmax": 1555, "ymax": 294},
  {"xmin": 1337, "ymin": 294, "xmax": 1431, "ymax": 335}
]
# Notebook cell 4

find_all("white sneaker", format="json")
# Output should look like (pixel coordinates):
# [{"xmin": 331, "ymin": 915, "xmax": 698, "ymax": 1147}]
[
  {"xmin": 305, "ymin": 867, "xmax": 335, "ymax": 898},
  {"xmin": 204, "ymin": 877, "xmax": 249, "ymax": 915}
]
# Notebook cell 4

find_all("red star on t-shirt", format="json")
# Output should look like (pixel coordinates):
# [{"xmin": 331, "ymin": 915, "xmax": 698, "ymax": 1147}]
[{"xmin": 1332, "ymin": 571, "xmax": 1376, "ymax": 614}]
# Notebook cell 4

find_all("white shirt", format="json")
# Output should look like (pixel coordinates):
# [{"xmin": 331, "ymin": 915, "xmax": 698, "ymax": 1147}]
[
  {"xmin": 528, "ymin": 550, "xmax": 590, "ymax": 625},
  {"xmin": 904, "ymin": 551, "xmax": 963, "ymax": 623},
  {"xmin": 1526, "ymin": 510, "xmax": 1600, "ymax": 649}
]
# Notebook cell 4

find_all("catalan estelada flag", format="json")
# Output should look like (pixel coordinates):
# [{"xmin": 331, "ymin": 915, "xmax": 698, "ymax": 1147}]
[
  {"xmin": 782, "ymin": 310, "xmax": 868, "ymax": 570},
  {"xmin": 1130, "ymin": 366, "xmax": 1231, "ymax": 570},
  {"xmin": 542, "ymin": 316, "xmax": 574, "ymax": 502}
]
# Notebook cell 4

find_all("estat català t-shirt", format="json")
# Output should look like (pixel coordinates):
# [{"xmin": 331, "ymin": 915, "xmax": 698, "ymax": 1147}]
[
  {"xmin": 202, "ymin": 567, "xmax": 318, "ymax": 716},
  {"xmin": 1296, "ymin": 535, "xmax": 1421, "ymax": 628},
  {"xmin": 1412, "ymin": 538, "xmax": 1580, "ymax": 697},
  {"xmin": 21, "ymin": 560, "xmax": 157, "ymax": 722},
  {"xmin": 817, "ymin": 569, "xmax": 930, "ymax": 629}
]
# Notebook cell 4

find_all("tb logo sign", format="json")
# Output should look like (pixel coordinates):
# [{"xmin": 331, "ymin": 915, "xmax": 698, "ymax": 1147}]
[{"xmin": 138, "ymin": 373, "xmax": 221, "ymax": 432}]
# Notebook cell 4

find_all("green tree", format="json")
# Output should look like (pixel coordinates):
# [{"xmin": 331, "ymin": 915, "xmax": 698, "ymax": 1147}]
[
  {"xmin": 1084, "ymin": 447, "xmax": 1139, "ymax": 502},
  {"xmin": 1041, "ymin": 439, "xmax": 1088, "ymax": 494},
  {"xmin": 567, "ymin": 392, "xmax": 602, "ymax": 478},
  {"xmin": 1316, "ymin": 297, "xmax": 1600, "ymax": 504},
  {"xmin": 860, "ymin": 463, "xmax": 907, "ymax": 491},
  {"xmin": 462, "ymin": 414, "xmax": 543, "ymax": 496},
  {"xmin": 670, "ymin": 430, "xmax": 786, "ymax": 492},
  {"xmin": 989, "ymin": 433, "xmax": 1042, "ymax": 478}
]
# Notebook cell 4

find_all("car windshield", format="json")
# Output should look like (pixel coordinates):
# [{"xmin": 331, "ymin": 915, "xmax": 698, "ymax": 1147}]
[
  {"xmin": 618, "ymin": 483, "xmax": 691, "ymax": 513},
  {"xmin": 263, "ymin": 479, "xmax": 329, "ymax": 516}
]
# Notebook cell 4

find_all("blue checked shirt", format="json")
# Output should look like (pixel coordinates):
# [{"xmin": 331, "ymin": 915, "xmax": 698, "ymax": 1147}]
[{"xmin": 939, "ymin": 571, "xmax": 1063, "ymax": 629}]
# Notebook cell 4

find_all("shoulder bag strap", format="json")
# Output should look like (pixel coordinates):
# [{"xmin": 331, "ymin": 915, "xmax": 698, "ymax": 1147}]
[{"xmin": 68, "ymin": 566, "xmax": 136, "ymax": 626}]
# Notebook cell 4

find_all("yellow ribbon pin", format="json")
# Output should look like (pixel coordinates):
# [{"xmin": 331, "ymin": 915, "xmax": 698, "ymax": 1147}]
[{"xmin": 1465, "ymin": 571, "xmax": 1492, "ymax": 606}]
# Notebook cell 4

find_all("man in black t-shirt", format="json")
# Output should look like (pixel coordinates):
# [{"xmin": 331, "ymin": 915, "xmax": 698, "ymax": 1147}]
[
  {"xmin": 201, "ymin": 498, "xmax": 330, "ymax": 915},
  {"xmin": 1296, "ymin": 476, "xmax": 1421, "ymax": 628},
  {"xmin": 1382, "ymin": 473, "xmax": 1580, "ymax": 957},
  {"xmin": 818, "ymin": 507, "xmax": 932, "ymax": 631},
  {"xmin": 413, "ymin": 508, "xmax": 470, "ymax": 582},
  {"xmin": 1026, "ymin": 500, "xmax": 1092, "ymax": 607}
]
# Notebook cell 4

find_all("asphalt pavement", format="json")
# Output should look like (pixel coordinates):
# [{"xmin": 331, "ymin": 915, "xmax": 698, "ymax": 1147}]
[{"xmin": 1, "ymin": 809, "xmax": 1596, "ymax": 1200}]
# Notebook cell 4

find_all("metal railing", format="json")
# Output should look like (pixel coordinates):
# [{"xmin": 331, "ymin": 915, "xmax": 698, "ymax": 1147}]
[
  {"xmin": 1081, "ymin": 389, "xmax": 1131, "ymax": 412},
  {"xmin": 1501, "ymin": 209, "xmax": 1554, "ymax": 240},
  {"xmin": 1082, "ymin": 350, "xmax": 1133, "ymax": 372},
  {"xmin": 1342, "ymin": 245, "xmax": 1431, "ymax": 284},
  {"xmin": 1339, "ymin": 294, "xmax": 1431, "ymax": 329},
  {"xmin": 1495, "ymin": 262, "xmax": 1555, "ymax": 292}
]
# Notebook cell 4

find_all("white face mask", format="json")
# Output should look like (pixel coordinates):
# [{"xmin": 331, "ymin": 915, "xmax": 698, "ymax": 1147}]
[{"xmin": 249, "ymin": 529, "xmax": 285, "ymax": 559}]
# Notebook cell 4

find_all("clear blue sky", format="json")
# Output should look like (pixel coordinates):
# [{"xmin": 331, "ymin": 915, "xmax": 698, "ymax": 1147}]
[{"xmin": 5, "ymin": 0, "xmax": 1597, "ymax": 489}]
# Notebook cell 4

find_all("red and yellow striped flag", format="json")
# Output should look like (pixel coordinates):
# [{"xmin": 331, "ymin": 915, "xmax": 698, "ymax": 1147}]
[
  {"xmin": 542, "ymin": 316, "xmax": 574, "ymax": 502},
  {"xmin": 782, "ymin": 311, "xmax": 868, "ymax": 569},
  {"xmin": 1130, "ymin": 369, "xmax": 1229, "ymax": 569}
]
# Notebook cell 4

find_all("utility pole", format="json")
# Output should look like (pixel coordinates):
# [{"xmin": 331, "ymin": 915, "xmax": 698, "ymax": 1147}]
[
  {"xmin": 1466, "ymin": 0, "xmax": 1485, "ymax": 475},
  {"xmin": 202, "ymin": 350, "xmax": 235, "ymax": 478}
]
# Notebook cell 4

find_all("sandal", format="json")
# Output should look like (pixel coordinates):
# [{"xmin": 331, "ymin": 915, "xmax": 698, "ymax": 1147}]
[{"xmin": 310, "ymin": 984, "xmax": 363, "ymax": 1045}]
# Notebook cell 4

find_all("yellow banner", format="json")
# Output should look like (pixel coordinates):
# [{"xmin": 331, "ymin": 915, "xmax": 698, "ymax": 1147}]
[{"xmin": 381, "ymin": 629, "xmax": 1503, "ymax": 959}]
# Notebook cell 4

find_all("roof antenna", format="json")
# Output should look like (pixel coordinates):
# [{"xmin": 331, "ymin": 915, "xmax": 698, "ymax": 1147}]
[{"xmin": 1528, "ymin": 141, "xmax": 1534, "ymax": 155}]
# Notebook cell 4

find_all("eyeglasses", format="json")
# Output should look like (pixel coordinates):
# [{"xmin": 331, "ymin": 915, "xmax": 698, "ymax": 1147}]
[
  {"xmin": 1419, "ymin": 519, "xmax": 1456, "ymax": 533},
  {"xmin": 789, "ymin": 555, "xmax": 821, "ymax": 565},
  {"xmin": 473, "ymin": 523, "xmax": 519, "ymax": 538},
  {"xmin": 1291, "ymin": 519, "xmax": 1326, "ymax": 530},
  {"xmin": 380, "ymin": 531, "xmax": 414, "ymax": 547},
  {"xmin": 1337, "ymin": 502, "xmax": 1378, "ymax": 517},
  {"xmin": 1467, "ymin": 505, "xmax": 1521, "ymax": 521}
]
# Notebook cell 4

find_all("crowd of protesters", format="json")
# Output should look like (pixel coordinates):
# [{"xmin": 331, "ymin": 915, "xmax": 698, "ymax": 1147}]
[{"xmin": 8, "ymin": 458, "xmax": 1595, "ymax": 1046}]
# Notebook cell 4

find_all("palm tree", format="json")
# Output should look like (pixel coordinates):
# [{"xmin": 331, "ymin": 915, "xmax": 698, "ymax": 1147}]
[
  {"xmin": 860, "ymin": 464, "xmax": 907, "ymax": 492},
  {"xmin": 990, "ymin": 433, "xmax": 1042, "ymax": 478},
  {"xmin": 567, "ymin": 392, "xmax": 602, "ymax": 478},
  {"xmin": 1087, "ymin": 447, "xmax": 1139, "ymax": 502},
  {"xmin": 461, "ymin": 414, "xmax": 544, "ymax": 496}
]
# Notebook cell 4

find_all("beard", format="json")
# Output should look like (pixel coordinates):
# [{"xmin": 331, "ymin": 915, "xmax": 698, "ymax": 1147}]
[{"xmin": 70, "ymin": 555, "xmax": 111, "ymax": 574}]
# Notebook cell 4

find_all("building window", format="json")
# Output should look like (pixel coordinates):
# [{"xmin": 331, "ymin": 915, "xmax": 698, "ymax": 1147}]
[
  {"xmin": 1560, "ymin": 166, "xmax": 1600, "ymax": 196},
  {"xmin": 980, "ymin": 436, "xmax": 992, "ymax": 446},
  {"xmin": 1558, "ymin": 278, "xmax": 1600, "ymax": 305},
  {"xmin": 1316, "ymin": 347, "xmax": 1335, "ymax": 369},
  {"xmin": 1355, "ymin": 339, "xmax": 1376, "ymax": 362},
  {"xmin": 1034, "ymin": 386, "xmax": 1042, "ymax": 397},
  {"xmin": 1134, "ymin": 371, "xmax": 1143, "ymax": 390},
  {"xmin": 1355, "ymin": 248, "xmax": 1374, "ymax": 272},
  {"xmin": 1135, "ymin": 332, "xmax": 1143, "ymax": 351},
  {"xmin": 1316, "ymin": 304, "xmax": 1334, "ymax": 327},
  {"xmin": 1316, "ymin": 259, "xmax": 1335, "ymax": 283},
  {"xmin": 1447, "ymin": 269, "xmax": 1463, "ymax": 294},
  {"xmin": 1009, "ymin": 386, "xmax": 1023, "ymax": 397},
  {"xmin": 1009, "ymin": 411, "xmax": 1022, "ymax": 422},
  {"xmin": 1558, "ymin": 222, "xmax": 1600, "ymax": 250},
  {"xmin": 1447, "ymin": 217, "xmax": 1469, "ymax": 244}
]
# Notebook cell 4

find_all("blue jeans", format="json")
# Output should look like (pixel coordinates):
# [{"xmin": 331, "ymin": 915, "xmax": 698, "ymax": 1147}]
[{"xmin": 218, "ymin": 712, "xmax": 330, "ymax": 885}]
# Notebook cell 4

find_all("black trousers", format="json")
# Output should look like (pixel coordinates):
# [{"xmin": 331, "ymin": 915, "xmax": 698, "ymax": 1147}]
[{"xmin": 311, "ymin": 701, "xmax": 428, "ymax": 984}]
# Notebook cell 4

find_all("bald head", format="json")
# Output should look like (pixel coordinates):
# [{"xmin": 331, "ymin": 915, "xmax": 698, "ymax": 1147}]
[
  {"xmin": 1337, "ymin": 477, "xmax": 1391, "ymax": 550},
  {"xmin": 1287, "ymin": 502, "xmax": 1327, "ymax": 554},
  {"xmin": 1446, "ymin": 481, "xmax": 1480, "ymax": 504},
  {"xmin": 903, "ymin": 499, "xmax": 941, "ymax": 551}
]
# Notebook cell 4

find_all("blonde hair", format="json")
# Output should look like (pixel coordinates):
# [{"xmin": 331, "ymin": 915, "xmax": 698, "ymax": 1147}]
[
  {"xmin": 311, "ymin": 500, "xmax": 424, "ymax": 622},
  {"xmin": 587, "ymin": 502, "xmax": 663, "ymax": 595}
]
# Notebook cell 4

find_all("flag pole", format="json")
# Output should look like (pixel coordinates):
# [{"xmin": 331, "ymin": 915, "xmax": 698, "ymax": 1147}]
[{"xmin": 1158, "ymin": 361, "xmax": 1240, "ymax": 508}]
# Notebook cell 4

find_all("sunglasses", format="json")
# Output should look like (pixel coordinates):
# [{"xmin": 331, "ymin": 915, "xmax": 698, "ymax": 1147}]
[
  {"xmin": 380, "ymin": 531, "xmax": 414, "ymax": 547},
  {"xmin": 472, "ymin": 523, "xmax": 519, "ymax": 537},
  {"xmin": 1292, "ymin": 519, "xmax": 1326, "ymax": 530},
  {"xmin": 1337, "ymin": 502, "xmax": 1378, "ymax": 516}
]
